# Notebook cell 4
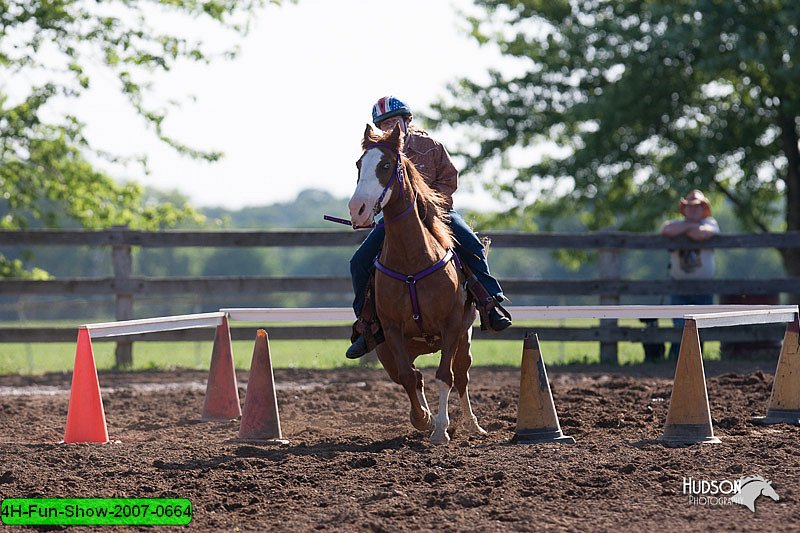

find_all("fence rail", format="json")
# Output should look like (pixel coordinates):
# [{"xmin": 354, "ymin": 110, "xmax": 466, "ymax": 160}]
[
  {"xmin": 3, "ymin": 229, "xmax": 800, "ymax": 366},
  {"xmin": 2, "ymin": 277, "xmax": 798, "ymax": 296},
  {"xmin": 2, "ymin": 228, "xmax": 799, "ymax": 249}
]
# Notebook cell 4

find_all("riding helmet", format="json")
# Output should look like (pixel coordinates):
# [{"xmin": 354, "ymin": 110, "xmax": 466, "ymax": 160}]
[{"xmin": 372, "ymin": 96, "xmax": 412, "ymax": 125}]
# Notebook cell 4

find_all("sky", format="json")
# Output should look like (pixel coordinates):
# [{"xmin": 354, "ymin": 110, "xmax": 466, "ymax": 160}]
[{"xmin": 67, "ymin": 0, "xmax": 508, "ymax": 212}]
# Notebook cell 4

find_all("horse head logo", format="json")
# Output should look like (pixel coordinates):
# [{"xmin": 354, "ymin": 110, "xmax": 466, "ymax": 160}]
[{"xmin": 730, "ymin": 476, "xmax": 779, "ymax": 512}]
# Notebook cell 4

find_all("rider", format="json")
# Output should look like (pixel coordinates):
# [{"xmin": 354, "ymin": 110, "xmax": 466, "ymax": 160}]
[{"xmin": 346, "ymin": 96, "xmax": 512, "ymax": 359}]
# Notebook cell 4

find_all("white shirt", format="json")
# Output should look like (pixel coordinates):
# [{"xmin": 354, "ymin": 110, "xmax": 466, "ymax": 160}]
[{"xmin": 667, "ymin": 217, "xmax": 719, "ymax": 279}]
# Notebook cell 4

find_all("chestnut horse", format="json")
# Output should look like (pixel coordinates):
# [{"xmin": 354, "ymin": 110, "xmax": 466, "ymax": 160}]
[{"xmin": 348, "ymin": 124, "xmax": 486, "ymax": 445}]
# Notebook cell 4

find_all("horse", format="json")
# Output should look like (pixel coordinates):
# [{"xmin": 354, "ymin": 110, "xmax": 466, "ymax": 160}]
[
  {"xmin": 347, "ymin": 124, "xmax": 487, "ymax": 445},
  {"xmin": 730, "ymin": 476, "xmax": 780, "ymax": 512}
]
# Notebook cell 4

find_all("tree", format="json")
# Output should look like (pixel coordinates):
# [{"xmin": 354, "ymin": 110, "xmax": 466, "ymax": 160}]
[
  {"xmin": 431, "ymin": 0, "xmax": 800, "ymax": 277},
  {"xmin": 0, "ymin": 0, "xmax": 286, "ymax": 276}
]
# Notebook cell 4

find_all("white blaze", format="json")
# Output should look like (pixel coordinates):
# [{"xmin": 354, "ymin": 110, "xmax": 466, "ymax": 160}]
[{"xmin": 348, "ymin": 148, "xmax": 392, "ymax": 227}]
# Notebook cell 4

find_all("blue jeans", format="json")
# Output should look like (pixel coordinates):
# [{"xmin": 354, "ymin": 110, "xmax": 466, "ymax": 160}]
[
  {"xmin": 668, "ymin": 293, "xmax": 714, "ymax": 358},
  {"xmin": 349, "ymin": 210, "xmax": 505, "ymax": 316}
]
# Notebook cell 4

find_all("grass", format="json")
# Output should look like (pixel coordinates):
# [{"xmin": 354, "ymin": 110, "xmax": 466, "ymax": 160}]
[
  {"xmin": 0, "ymin": 317, "xmax": 723, "ymax": 375},
  {"xmin": 0, "ymin": 328, "xmax": 722, "ymax": 376}
]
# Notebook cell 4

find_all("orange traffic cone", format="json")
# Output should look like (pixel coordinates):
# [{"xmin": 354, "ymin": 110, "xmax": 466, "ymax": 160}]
[
  {"xmin": 754, "ymin": 313, "xmax": 800, "ymax": 425},
  {"xmin": 658, "ymin": 319, "xmax": 720, "ymax": 445},
  {"xmin": 201, "ymin": 317, "xmax": 241, "ymax": 421},
  {"xmin": 512, "ymin": 333, "xmax": 574, "ymax": 444},
  {"xmin": 238, "ymin": 330, "xmax": 288, "ymax": 444},
  {"xmin": 62, "ymin": 328, "xmax": 109, "ymax": 444}
]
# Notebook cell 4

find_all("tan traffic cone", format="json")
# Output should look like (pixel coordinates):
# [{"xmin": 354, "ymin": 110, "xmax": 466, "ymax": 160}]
[
  {"xmin": 238, "ymin": 330, "xmax": 288, "ymax": 444},
  {"xmin": 512, "ymin": 333, "xmax": 574, "ymax": 444},
  {"xmin": 201, "ymin": 316, "xmax": 241, "ymax": 421},
  {"xmin": 63, "ymin": 328, "xmax": 109, "ymax": 444},
  {"xmin": 658, "ymin": 319, "xmax": 720, "ymax": 445},
  {"xmin": 754, "ymin": 313, "xmax": 800, "ymax": 425}
]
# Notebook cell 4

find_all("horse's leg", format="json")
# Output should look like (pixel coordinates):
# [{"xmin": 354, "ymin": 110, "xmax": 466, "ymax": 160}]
[
  {"xmin": 430, "ymin": 325, "xmax": 461, "ymax": 445},
  {"xmin": 412, "ymin": 365, "xmax": 433, "ymax": 429},
  {"xmin": 381, "ymin": 327, "xmax": 432, "ymax": 432},
  {"xmin": 453, "ymin": 328, "xmax": 487, "ymax": 437}
]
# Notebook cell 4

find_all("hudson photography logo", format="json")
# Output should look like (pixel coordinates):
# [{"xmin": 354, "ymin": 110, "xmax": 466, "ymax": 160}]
[{"xmin": 683, "ymin": 476, "xmax": 780, "ymax": 512}]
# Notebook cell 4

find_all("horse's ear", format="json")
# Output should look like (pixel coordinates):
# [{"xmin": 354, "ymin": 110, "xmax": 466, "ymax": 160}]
[
  {"xmin": 388, "ymin": 123, "xmax": 404, "ymax": 150},
  {"xmin": 362, "ymin": 124, "xmax": 374, "ymax": 149}
]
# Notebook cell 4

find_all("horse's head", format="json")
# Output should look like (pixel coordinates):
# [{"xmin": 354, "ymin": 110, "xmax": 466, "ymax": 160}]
[
  {"xmin": 348, "ymin": 124, "xmax": 404, "ymax": 227},
  {"xmin": 761, "ymin": 481, "xmax": 780, "ymax": 502},
  {"xmin": 732, "ymin": 476, "xmax": 780, "ymax": 512}
]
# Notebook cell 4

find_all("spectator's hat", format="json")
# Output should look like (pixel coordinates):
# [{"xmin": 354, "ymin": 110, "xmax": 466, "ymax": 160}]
[{"xmin": 679, "ymin": 189, "xmax": 712, "ymax": 218}]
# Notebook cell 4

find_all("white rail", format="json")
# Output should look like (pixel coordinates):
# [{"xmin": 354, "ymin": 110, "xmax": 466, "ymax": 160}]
[
  {"xmin": 82, "ymin": 312, "xmax": 226, "ymax": 339},
  {"xmin": 686, "ymin": 308, "xmax": 799, "ymax": 329},
  {"xmin": 221, "ymin": 307, "xmax": 354, "ymax": 322},
  {"xmin": 221, "ymin": 305, "xmax": 795, "ymax": 322},
  {"xmin": 77, "ymin": 305, "xmax": 799, "ymax": 340}
]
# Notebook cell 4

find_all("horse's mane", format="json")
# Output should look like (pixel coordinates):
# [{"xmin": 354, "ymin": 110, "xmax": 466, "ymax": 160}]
[
  {"xmin": 364, "ymin": 127, "xmax": 453, "ymax": 249},
  {"xmin": 738, "ymin": 476, "xmax": 768, "ymax": 487}
]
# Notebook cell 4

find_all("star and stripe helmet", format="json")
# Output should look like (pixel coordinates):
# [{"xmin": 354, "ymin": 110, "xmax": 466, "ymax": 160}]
[{"xmin": 371, "ymin": 96, "xmax": 412, "ymax": 125}]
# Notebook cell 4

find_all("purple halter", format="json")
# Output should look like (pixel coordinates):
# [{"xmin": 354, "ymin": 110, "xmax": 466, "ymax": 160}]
[
  {"xmin": 365, "ymin": 142, "xmax": 418, "ymax": 228},
  {"xmin": 324, "ymin": 142, "xmax": 415, "ymax": 229},
  {"xmin": 369, "ymin": 142, "xmax": 403, "ymax": 211}
]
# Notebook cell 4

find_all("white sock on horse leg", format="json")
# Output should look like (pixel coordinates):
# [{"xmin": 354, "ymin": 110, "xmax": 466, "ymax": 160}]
[
  {"xmin": 416, "ymin": 386, "xmax": 431, "ymax": 414},
  {"xmin": 432, "ymin": 378, "xmax": 452, "ymax": 443}
]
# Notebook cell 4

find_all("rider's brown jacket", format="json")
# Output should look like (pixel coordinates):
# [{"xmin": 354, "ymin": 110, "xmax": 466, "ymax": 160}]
[{"xmin": 404, "ymin": 129, "xmax": 458, "ymax": 209}]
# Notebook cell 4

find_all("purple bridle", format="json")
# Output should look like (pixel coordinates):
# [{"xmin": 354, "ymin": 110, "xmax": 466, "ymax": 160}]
[
  {"xmin": 369, "ymin": 142, "xmax": 404, "ymax": 218},
  {"xmin": 324, "ymin": 142, "xmax": 415, "ymax": 229}
]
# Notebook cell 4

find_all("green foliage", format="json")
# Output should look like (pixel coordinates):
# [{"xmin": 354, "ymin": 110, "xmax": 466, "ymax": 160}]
[
  {"xmin": 1, "ymin": 0, "xmax": 289, "ymax": 276},
  {"xmin": 430, "ymin": 1, "xmax": 800, "ymax": 263}
]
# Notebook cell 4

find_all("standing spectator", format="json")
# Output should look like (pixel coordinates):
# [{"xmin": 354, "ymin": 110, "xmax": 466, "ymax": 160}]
[{"xmin": 661, "ymin": 190, "xmax": 720, "ymax": 358}]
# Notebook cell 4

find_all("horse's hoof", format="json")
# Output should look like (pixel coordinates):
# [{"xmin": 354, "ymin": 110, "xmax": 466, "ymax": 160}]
[
  {"xmin": 430, "ymin": 429, "xmax": 451, "ymax": 445},
  {"xmin": 464, "ymin": 416, "xmax": 488, "ymax": 436},
  {"xmin": 411, "ymin": 410, "xmax": 433, "ymax": 432}
]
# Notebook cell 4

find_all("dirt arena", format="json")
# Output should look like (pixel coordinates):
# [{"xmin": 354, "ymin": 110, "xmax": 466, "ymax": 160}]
[{"xmin": 0, "ymin": 359, "xmax": 798, "ymax": 532}]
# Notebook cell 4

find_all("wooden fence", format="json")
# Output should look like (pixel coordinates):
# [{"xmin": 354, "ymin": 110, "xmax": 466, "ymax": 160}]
[{"xmin": 1, "ymin": 228, "xmax": 799, "ymax": 365}]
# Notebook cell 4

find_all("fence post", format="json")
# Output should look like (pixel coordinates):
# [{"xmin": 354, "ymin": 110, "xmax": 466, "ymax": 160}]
[
  {"xmin": 598, "ymin": 233, "xmax": 621, "ymax": 364},
  {"xmin": 112, "ymin": 225, "xmax": 133, "ymax": 368}
]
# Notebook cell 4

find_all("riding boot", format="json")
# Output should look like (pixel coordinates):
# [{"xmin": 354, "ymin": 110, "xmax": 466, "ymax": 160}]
[
  {"xmin": 347, "ymin": 320, "xmax": 386, "ymax": 359},
  {"xmin": 346, "ymin": 334, "xmax": 370, "ymax": 359},
  {"xmin": 462, "ymin": 268, "xmax": 512, "ymax": 332},
  {"xmin": 346, "ymin": 273, "xmax": 384, "ymax": 359}
]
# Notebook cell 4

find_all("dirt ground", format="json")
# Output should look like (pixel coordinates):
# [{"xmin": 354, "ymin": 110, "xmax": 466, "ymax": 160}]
[{"xmin": 0, "ymin": 359, "xmax": 798, "ymax": 532}]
